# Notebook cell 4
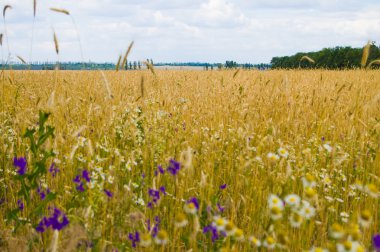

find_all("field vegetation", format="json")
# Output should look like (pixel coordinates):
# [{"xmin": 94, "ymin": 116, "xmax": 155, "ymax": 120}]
[{"xmin": 1, "ymin": 69, "xmax": 379, "ymax": 251}]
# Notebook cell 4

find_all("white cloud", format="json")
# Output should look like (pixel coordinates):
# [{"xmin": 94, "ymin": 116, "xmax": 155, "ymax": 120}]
[{"xmin": 2, "ymin": 0, "xmax": 380, "ymax": 63}]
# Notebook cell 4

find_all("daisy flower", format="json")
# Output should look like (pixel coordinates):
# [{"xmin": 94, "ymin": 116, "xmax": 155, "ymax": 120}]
[
  {"xmin": 277, "ymin": 147, "xmax": 289, "ymax": 158},
  {"xmin": 365, "ymin": 183, "xmax": 379, "ymax": 198},
  {"xmin": 267, "ymin": 152, "xmax": 280, "ymax": 163},
  {"xmin": 336, "ymin": 240, "xmax": 364, "ymax": 252},
  {"xmin": 304, "ymin": 187, "xmax": 317, "ymax": 200},
  {"xmin": 358, "ymin": 210, "xmax": 372, "ymax": 228},
  {"xmin": 268, "ymin": 194, "xmax": 284, "ymax": 210},
  {"xmin": 154, "ymin": 230, "xmax": 169, "ymax": 245},
  {"xmin": 329, "ymin": 223, "xmax": 345, "ymax": 240},
  {"xmin": 302, "ymin": 173, "xmax": 317, "ymax": 188},
  {"xmin": 212, "ymin": 216, "xmax": 227, "ymax": 232},
  {"xmin": 224, "ymin": 221, "xmax": 237, "ymax": 236},
  {"xmin": 289, "ymin": 212, "xmax": 303, "ymax": 228},
  {"xmin": 263, "ymin": 236, "xmax": 276, "ymax": 250},
  {"xmin": 140, "ymin": 233, "xmax": 152, "ymax": 247},
  {"xmin": 175, "ymin": 213, "xmax": 188, "ymax": 228},
  {"xmin": 270, "ymin": 206, "xmax": 283, "ymax": 220},
  {"xmin": 249, "ymin": 236, "xmax": 261, "ymax": 247},
  {"xmin": 300, "ymin": 204, "xmax": 316, "ymax": 219},
  {"xmin": 234, "ymin": 228, "xmax": 244, "ymax": 242},
  {"xmin": 184, "ymin": 197, "xmax": 199, "ymax": 215},
  {"xmin": 284, "ymin": 194, "xmax": 301, "ymax": 208}
]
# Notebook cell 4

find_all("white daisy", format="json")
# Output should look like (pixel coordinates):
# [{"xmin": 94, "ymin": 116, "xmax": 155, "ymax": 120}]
[{"xmin": 284, "ymin": 194, "xmax": 301, "ymax": 208}]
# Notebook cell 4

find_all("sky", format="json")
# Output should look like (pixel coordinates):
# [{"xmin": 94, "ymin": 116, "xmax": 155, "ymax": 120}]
[{"xmin": 3, "ymin": 0, "xmax": 380, "ymax": 63}]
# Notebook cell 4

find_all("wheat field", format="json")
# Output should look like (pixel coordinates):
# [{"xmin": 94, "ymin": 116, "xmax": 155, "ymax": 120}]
[{"xmin": 0, "ymin": 69, "xmax": 379, "ymax": 251}]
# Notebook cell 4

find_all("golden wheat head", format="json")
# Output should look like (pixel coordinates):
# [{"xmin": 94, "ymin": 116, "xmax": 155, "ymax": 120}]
[
  {"xmin": 366, "ymin": 59, "xmax": 380, "ymax": 69},
  {"xmin": 361, "ymin": 41, "xmax": 371, "ymax": 68},
  {"xmin": 50, "ymin": 8, "xmax": 70, "ymax": 15},
  {"xmin": 300, "ymin": 56, "xmax": 315, "ymax": 64},
  {"xmin": 121, "ymin": 41, "xmax": 134, "ymax": 70},
  {"xmin": 3, "ymin": 5, "xmax": 11, "ymax": 18},
  {"xmin": 53, "ymin": 31, "xmax": 59, "ymax": 55}
]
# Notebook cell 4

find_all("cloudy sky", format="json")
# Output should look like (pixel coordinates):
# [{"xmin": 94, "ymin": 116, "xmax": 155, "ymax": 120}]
[{"xmin": 3, "ymin": 0, "xmax": 380, "ymax": 63}]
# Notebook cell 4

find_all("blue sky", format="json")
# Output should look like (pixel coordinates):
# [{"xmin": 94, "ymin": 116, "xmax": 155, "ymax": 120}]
[{"xmin": 3, "ymin": 0, "xmax": 380, "ymax": 63}]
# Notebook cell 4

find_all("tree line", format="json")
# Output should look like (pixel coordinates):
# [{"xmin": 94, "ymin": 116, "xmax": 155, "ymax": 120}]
[{"xmin": 271, "ymin": 43, "xmax": 380, "ymax": 69}]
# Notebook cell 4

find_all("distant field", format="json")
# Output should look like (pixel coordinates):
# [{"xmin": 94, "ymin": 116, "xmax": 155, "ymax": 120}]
[{"xmin": 1, "ymin": 69, "xmax": 379, "ymax": 251}]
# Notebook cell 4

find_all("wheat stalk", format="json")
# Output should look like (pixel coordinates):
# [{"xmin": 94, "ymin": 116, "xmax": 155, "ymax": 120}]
[
  {"xmin": 233, "ymin": 69, "xmax": 241, "ymax": 78},
  {"xmin": 50, "ymin": 8, "xmax": 70, "ymax": 15},
  {"xmin": 33, "ymin": 0, "xmax": 37, "ymax": 17},
  {"xmin": 300, "ymin": 56, "xmax": 315, "ymax": 64},
  {"xmin": 361, "ymin": 41, "xmax": 371, "ymax": 68},
  {"xmin": 100, "ymin": 70, "xmax": 113, "ymax": 99},
  {"xmin": 121, "ymin": 41, "xmax": 134, "ymax": 70},
  {"xmin": 140, "ymin": 75, "xmax": 145, "ymax": 98},
  {"xmin": 16, "ymin": 55, "xmax": 27, "ymax": 64},
  {"xmin": 3, "ymin": 5, "xmax": 11, "ymax": 18},
  {"xmin": 366, "ymin": 59, "xmax": 380, "ymax": 69},
  {"xmin": 53, "ymin": 31, "xmax": 59, "ymax": 55},
  {"xmin": 115, "ymin": 55, "xmax": 122, "ymax": 71},
  {"xmin": 144, "ymin": 61, "xmax": 156, "ymax": 75},
  {"xmin": 0, "ymin": 33, "xmax": 2, "ymax": 46}
]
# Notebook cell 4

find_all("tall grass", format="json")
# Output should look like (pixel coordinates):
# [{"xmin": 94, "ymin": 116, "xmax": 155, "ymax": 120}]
[{"xmin": 0, "ymin": 69, "xmax": 379, "ymax": 251}]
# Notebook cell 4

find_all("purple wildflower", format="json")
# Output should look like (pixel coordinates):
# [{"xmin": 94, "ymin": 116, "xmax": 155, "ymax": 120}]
[
  {"xmin": 206, "ymin": 205, "xmax": 212, "ymax": 213},
  {"xmin": 0, "ymin": 198, "xmax": 5, "ymax": 205},
  {"xmin": 167, "ymin": 159, "xmax": 181, "ymax": 176},
  {"xmin": 50, "ymin": 208, "xmax": 69, "ymax": 230},
  {"xmin": 13, "ymin": 157, "xmax": 27, "ymax": 175},
  {"xmin": 187, "ymin": 197, "xmax": 199, "ymax": 210},
  {"xmin": 37, "ymin": 187, "xmax": 47, "ymax": 200},
  {"xmin": 220, "ymin": 184, "xmax": 227, "ymax": 190},
  {"xmin": 148, "ymin": 189, "xmax": 160, "ymax": 201},
  {"xmin": 36, "ymin": 208, "xmax": 69, "ymax": 232},
  {"xmin": 158, "ymin": 165, "xmax": 165, "ymax": 174},
  {"xmin": 128, "ymin": 232, "xmax": 140, "ymax": 248},
  {"xmin": 76, "ymin": 182, "xmax": 85, "ymax": 192},
  {"xmin": 17, "ymin": 199, "xmax": 24, "ymax": 210},
  {"xmin": 147, "ymin": 202, "xmax": 153, "ymax": 209},
  {"xmin": 82, "ymin": 170, "xmax": 91, "ymax": 183},
  {"xmin": 104, "ymin": 189, "xmax": 113, "ymax": 198},
  {"xmin": 217, "ymin": 203, "xmax": 225, "ymax": 213},
  {"xmin": 146, "ymin": 219, "xmax": 151, "ymax": 231},
  {"xmin": 73, "ymin": 175, "xmax": 81, "ymax": 184},
  {"xmin": 35, "ymin": 219, "xmax": 46, "ymax": 233},
  {"xmin": 155, "ymin": 216, "xmax": 160, "ymax": 224},
  {"xmin": 49, "ymin": 163, "xmax": 59, "ymax": 177},
  {"xmin": 373, "ymin": 234, "xmax": 380, "ymax": 251},
  {"xmin": 203, "ymin": 225, "xmax": 219, "ymax": 243},
  {"xmin": 152, "ymin": 225, "xmax": 159, "ymax": 238},
  {"xmin": 159, "ymin": 186, "xmax": 166, "ymax": 195},
  {"xmin": 321, "ymin": 136, "xmax": 325, "ymax": 142}
]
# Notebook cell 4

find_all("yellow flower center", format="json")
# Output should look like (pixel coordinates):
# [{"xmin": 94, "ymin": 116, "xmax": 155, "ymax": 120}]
[
  {"xmin": 266, "ymin": 236, "xmax": 275, "ymax": 245},
  {"xmin": 305, "ymin": 187, "xmax": 316, "ymax": 198},
  {"xmin": 367, "ymin": 183, "xmax": 378, "ymax": 193},
  {"xmin": 225, "ymin": 221, "xmax": 234, "ymax": 231},
  {"xmin": 343, "ymin": 241, "xmax": 352, "ymax": 250},
  {"xmin": 187, "ymin": 202, "xmax": 195, "ymax": 209},
  {"xmin": 235, "ymin": 229, "xmax": 243, "ymax": 237},
  {"xmin": 175, "ymin": 213, "xmax": 186, "ymax": 223},
  {"xmin": 306, "ymin": 173, "xmax": 315, "ymax": 182},
  {"xmin": 271, "ymin": 206, "xmax": 282, "ymax": 215},
  {"xmin": 360, "ymin": 210, "xmax": 371, "ymax": 221},
  {"xmin": 157, "ymin": 230, "xmax": 168, "ymax": 240},
  {"xmin": 141, "ymin": 233, "xmax": 151, "ymax": 241},
  {"xmin": 216, "ymin": 218, "xmax": 225, "ymax": 226}
]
